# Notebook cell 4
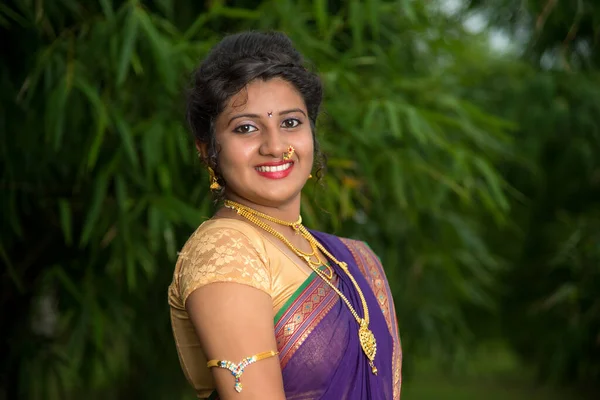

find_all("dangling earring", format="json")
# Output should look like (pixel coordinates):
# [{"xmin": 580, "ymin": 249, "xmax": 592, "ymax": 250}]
[
  {"xmin": 308, "ymin": 174, "xmax": 313, "ymax": 179},
  {"xmin": 208, "ymin": 167, "xmax": 221, "ymax": 191}
]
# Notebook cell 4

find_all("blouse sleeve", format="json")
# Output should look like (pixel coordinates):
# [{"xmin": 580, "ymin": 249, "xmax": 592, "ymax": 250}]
[{"xmin": 175, "ymin": 227, "xmax": 271, "ymax": 306}]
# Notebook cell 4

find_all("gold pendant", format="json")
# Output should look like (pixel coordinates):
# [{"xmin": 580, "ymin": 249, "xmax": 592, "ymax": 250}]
[{"xmin": 358, "ymin": 323, "xmax": 378, "ymax": 375}]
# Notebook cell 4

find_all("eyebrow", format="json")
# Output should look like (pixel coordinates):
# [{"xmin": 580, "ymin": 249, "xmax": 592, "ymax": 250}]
[{"xmin": 228, "ymin": 108, "xmax": 307, "ymax": 125}]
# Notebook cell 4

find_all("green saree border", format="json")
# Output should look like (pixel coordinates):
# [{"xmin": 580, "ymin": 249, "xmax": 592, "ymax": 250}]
[
  {"xmin": 274, "ymin": 263, "xmax": 330, "ymax": 323},
  {"xmin": 274, "ymin": 272, "xmax": 316, "ymax": 324}
]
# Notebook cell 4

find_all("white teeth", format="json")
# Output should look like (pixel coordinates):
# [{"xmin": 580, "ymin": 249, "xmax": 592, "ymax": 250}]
[{"xmin": 256, "ymin": 163, "xmax": 292, "ymax": 173}]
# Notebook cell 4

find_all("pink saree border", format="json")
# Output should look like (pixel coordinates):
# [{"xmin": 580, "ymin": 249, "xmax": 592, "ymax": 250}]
[
  {"xmin": 341, "ymin": 238, "xmax": 403, "ymax": 400},
  {"xmin": 274, "ymin": 275, "xmax": 338, "ymax": 369}
]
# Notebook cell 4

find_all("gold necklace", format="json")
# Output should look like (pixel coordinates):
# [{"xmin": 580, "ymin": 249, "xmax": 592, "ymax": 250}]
[
  {"xmin": 224, "ymin": 202, "xmax": 333, "ymax": 280},
  {"xmin": 223, "ymin": 200, "xmax": 378, "ymax": 374}
]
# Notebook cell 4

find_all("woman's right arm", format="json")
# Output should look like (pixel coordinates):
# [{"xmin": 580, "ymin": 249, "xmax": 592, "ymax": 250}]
[{"xmin": 186, "ymin": 282, "xmax": 286, "ymax": 400}]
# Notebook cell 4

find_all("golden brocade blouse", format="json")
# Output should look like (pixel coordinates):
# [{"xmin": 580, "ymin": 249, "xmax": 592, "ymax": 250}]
[{"xmin": 168, "ymin": 218, "xmax": 314, "ymax": 399}]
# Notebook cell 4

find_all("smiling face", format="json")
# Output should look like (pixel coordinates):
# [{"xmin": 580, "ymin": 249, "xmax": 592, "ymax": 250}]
[{"xmin": 211, "ymin": 78, "xmax": 314, "ymax": 209}]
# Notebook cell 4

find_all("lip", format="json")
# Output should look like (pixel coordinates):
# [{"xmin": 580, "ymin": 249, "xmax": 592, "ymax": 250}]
[{"xmin": 255, "ymin": 162, "xmax": 294, "ymax": 180}]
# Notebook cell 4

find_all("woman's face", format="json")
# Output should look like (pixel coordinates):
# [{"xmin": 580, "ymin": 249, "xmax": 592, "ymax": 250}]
[{"xmin": 212, "ymin": 78, "xmax": 314, "ymax": 208}]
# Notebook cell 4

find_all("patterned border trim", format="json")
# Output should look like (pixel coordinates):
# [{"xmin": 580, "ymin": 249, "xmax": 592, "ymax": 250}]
[
  {"xmin": 341, "ymin": 239, "xmax": 403, "ymax": 400},
  {"xmin": 207, "ymin": 270, "xmax": 338, "ymax": 400},
  {"xmin": 274, "ymin": 276, "xmax": 338, "ymax": 369}
]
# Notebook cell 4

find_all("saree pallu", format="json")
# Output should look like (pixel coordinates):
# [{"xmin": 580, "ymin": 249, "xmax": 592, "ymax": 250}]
[{"xmin": 210, "ymin": 232, "xmax": 402, "ymax": 400}]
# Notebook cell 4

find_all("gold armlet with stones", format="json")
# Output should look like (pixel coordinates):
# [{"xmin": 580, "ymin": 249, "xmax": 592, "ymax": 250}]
[{"xmin": 207, "ymin": 350, "xmax": 279, "ymax": 393}]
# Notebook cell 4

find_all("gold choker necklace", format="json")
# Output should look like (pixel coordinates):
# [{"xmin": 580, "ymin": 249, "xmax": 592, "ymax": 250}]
[{"xmin": 223, "ymin": 200, "xmax": 378, "ymax": 374}]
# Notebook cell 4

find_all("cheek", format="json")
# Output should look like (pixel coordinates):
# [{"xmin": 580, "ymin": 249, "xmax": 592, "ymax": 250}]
[
  {"xmin": 300, "ymin": 133, "xmax": 315, "ymax": 164},
  {"xmin": 217, "ymin": 136, "xmax": 256, "ymax": 172}
]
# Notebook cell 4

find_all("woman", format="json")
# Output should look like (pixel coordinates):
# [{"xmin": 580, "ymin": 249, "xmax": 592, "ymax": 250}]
[{"xmin": 168, "ymin": 31, "xmax": 402, "ymax": 400}]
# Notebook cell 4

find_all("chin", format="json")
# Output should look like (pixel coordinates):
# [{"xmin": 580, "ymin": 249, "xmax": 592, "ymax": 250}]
[
  {"xmin": 244, "ymin": 187, "xmax": 302, "ymax": 207},
  {"xmin": 256, "ymin": 192, "xmax": 299, "ymax": 206}
]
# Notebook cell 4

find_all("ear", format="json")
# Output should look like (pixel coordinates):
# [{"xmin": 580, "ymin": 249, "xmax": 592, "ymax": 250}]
[{"xmin": 195, "ymin": 140, "xmax": 209, "ymax": 164}]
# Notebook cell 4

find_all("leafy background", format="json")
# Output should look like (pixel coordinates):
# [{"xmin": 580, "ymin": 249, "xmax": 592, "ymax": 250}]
[{"xmin": 1, "ymin": 0, "xmax": 598, "ymax": 399}]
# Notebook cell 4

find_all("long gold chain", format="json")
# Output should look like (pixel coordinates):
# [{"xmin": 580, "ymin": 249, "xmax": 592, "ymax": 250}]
[{"xmin": 223, "ymin": 200, "xmax": 378, "ymax": 374}]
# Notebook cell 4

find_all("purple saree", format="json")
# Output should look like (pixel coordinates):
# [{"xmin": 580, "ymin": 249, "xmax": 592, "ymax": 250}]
[{"xmin": 210, "ymin": 232, "xmax": 402, "ymax": 400}]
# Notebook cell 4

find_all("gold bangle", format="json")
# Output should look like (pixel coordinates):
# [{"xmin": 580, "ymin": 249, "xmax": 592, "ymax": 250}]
[{"xmin": 207, "ymin": 350, "xmax": 279, "ymax": 393}]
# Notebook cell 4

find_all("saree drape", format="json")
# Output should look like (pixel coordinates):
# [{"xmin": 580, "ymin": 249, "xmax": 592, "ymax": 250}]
[{"xmin": 209, "ymin": 232, "xmax": 402, "ymax": 400}]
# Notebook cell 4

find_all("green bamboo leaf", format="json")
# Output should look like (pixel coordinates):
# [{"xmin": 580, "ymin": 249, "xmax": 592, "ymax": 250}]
[
  {"xmin": 126, "ymin": 249, "xmax": 136, "ymax": 290},
  {"xmin": 473, "ymin": 158, "xmax": 510, "ymax": 211},
  {"xmin": 182, "ymin": 13, "xmax": 210, "ymax": 40},
  {"xmin": 155, "ymin": 0, "xmax": 174, "ymax": 20},
  {"xmin": 385, "ymin": 101, "xmax": 402, "ymax": 138},
  {"xmin": 58, "ymin": 199, "xmax": 73, "ymax": 246},
  {"xmin": 313, "ymin": 0, "xmax": 328, "ymax": 35},
  {"xmin": 135, "ymin": 7, "xmax": 175, "ymax": 90},
  {"xmin": 116, "ymin": 6, "xmax": 139, "ymax": 85},
  {"xmin": 135, "ymin": 246, "xmax": 156, "ymax": 278},
  {"xmin": 158, "ymin": 164, "xmax": 171, "ymax": 191},
  {"xmin": 366, "ymin": 0, "xmax": 381, "ymax": 39},
  {"xmin": 99, "ymin": 0, "xmax": 114, "ymax": 21},
  {"xmin": 156, "ymin": 196, "xmax": 202, "ymax": 227},
  {"xmin": 54, "ymin": 94, "xmax": 68, "ymax": 150},
  {"xmin": 0, "ymin": 3, "xmax": 30, "ymax": 27},
  {"xmin": 141, "ymin": 124, "xmax": 163, "ymax": 185},
  {"xmin": 542, "ymin": 283, "xmax": 578, "ymax": 310},
  {"xmin": 114, "ymin": 175, "xmax": 128, "ymax": 214},
  {"xmin": 477, "ymin": 187, "xmax": 499, "ymax": 218},
  {"xmin": 415, "ymin": 160, "xmax": 470, "ymax": 201},
  {"xmin": 349, "ymin": 0, "xmax": 364, "ymax": 53},
  {"xmin": 216, "ymin": 6, "xmax": 261, "ymax": 19},
  {"xmin": 404, "ymin": 106, "xmax": 429, "ymax": 144},
  {"xmin": 44, "ymin": 78, "xmax": 69, "ymax": 150},
  {"xmin": 50, "ymin": 265, "xmax": 82, "ymax": 301},
  {"xmin": 80, "ymin": 170, "xmax": 110, "ymax": 247},
  {"xmin": 324, "ymin": 15, "xmax": 344, "ymax": 44},
  {"xmin": 300, "ymin": 195, "xmax": 318, "ymax": 228},
  {"xmin": 339, "ymin": 185, "xmax": 354, "ymax": 219},
  {"xmin": 112, "ymin": 110, "xmax": 139, "ymax": 168},
  {"xmin": 130, "ymin": 52, "xmax": 143, "ymax": 75},
  {"xmin": 163, "ymin": 221, "xmax": 176, "ymax": 257},
  {"xmin": 363, "ymin": 100, "xmax": 380, "ymax": 130},
  {"xmin": 399, "ymin": 0, "xmax": 417, "ymax": 23},
  {"xmin": 390, "ymin": 155, "xmax": 408, "ymax": 207},
  {"xmin": 148, "ymin": 205, "xmax": 161, "ymax": 252},
  {"xmin": 174, "ymin": 125, "xmax": 192, "ymax": 164},
  {"xmin": 74, "ymin": 78, "xmax": 108, "ymax": 170}
]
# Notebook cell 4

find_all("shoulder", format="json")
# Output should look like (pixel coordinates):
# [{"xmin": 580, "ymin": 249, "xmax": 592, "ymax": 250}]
[
  {"xmin": 184, "ymin": 218, "xmax": 264, "ymax": 248},
  {"xmin": 181, "ymin": 218, "xmax": 268, "ymax": 258},
  {"xmin": 171, "ymin": 219, "xmax": 272, "ymax": 307}
]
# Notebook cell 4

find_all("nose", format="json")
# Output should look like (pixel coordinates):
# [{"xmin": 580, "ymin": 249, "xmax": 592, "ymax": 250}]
[{"xmin": 258, "ymin": 125, "xmax": 286, "ymax": 158}]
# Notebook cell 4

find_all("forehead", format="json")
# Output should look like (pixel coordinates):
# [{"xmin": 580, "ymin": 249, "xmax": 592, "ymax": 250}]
[{"xmin": 224, "ymin": 78, "xmax": 305, "ymax": 114}]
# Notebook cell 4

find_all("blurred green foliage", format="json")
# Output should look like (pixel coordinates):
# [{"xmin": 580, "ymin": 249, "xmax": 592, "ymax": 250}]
[{"xmin": 1, "ymin": 0, "xmax": 598, "ymax": 399}]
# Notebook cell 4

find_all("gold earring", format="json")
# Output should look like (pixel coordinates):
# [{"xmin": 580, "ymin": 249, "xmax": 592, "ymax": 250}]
[
  {"xmin": 208, "ymin": 167, "xmax": 221, "ymax": 191},
  {"xmin": 308, "ymin": 174, "xmax": 313, "ymax": 179},
  {"xmin": 283, "ymin": 146, "xmax": 295, "ymax": 161}
]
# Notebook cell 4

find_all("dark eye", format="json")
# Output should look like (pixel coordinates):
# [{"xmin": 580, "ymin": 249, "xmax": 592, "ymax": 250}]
[
  {"xmin": 282, "ymin": 118, "xmax": 301, "ymax": 129},
  {"xmin": 233, "ymin": 124, "xmax": 258, "ymax": 134}
]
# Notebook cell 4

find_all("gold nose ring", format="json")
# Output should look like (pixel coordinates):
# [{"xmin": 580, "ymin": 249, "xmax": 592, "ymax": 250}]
[{"xmin": 283, "ymin": 146, "xmax": 295, "ymax": 160}]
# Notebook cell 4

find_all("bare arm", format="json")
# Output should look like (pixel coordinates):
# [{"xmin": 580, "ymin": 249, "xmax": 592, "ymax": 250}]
[{"xmin": 186, "ymin": 282, "xmax": 286, "ymax": 400}]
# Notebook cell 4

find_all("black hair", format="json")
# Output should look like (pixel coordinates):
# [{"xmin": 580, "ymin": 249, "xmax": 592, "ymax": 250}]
[{"xmin": 186, "ymin": 31, "xmax": 326, "ymax": 194}]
